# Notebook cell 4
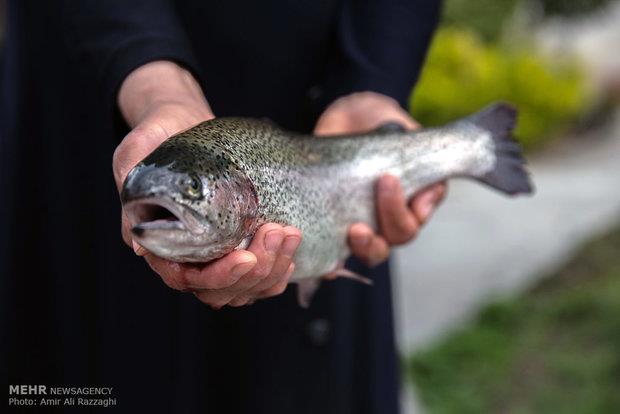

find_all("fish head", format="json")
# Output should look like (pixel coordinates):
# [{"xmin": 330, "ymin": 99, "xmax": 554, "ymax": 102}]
[{"xmin": 121, "ymin": 138, "xmax": 258, "ymax": 262}]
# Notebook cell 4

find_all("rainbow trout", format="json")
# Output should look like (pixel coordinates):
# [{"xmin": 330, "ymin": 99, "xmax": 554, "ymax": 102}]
[{"xmin": 121, "ymin": 103, "xmax": 533, "ymax": 304}]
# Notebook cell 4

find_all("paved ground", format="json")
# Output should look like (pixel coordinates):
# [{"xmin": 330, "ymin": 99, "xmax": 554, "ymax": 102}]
[
  {"xmin": 393, "ymin": 109, "xmax": 620, "ymax": 413},
  {"xmin": 393, "ymin": 109, "xmax": 620, "ymax": 353}
]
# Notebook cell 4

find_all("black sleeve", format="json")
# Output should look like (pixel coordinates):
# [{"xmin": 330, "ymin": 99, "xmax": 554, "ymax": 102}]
[
  {"xmin": 319, "ymin": 0, "xmax": 441, "ymax": 109},
  {"xmin": 63, "ymin": 0, "xmax": 203, "ymax": 107}
]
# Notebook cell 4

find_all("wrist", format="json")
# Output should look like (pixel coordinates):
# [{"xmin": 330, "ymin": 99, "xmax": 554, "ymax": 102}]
[{"xmin": 118, "ymin": 60, "xmax": 212, "ymax": 127}]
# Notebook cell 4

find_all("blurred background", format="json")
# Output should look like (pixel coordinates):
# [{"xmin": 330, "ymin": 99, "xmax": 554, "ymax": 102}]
[{"xmin": 393, "ymin": 0, "xmax": 620, "ymax": 413}]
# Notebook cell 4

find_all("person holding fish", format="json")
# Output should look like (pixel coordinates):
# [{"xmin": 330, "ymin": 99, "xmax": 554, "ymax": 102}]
[
  {"xmin": 1, "ymin": 0, "xmax": 459, "ymax": 413},
  {"xmin": 114, "ymin": 61, "xmax": 448, "ymax": 308}
]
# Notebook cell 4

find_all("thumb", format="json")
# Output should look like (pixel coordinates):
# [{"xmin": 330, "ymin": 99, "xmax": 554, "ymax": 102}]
[{"xmin": 112, "ymin": 123, "xmax": 171, "ymax": 192}]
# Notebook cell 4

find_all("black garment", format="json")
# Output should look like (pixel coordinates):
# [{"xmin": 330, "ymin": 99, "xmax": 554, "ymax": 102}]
[{"xmin": 1, "ymin": 1, "xmax": 439, "ymax": 413}]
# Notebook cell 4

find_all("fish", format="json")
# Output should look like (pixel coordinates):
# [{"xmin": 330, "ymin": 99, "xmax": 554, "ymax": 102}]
[{"xmin": 121, "ymin": 102, "xmax": 533, "ymax": 305}]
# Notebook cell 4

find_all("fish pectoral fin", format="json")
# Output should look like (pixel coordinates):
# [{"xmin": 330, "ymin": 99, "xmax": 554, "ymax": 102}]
[
  {"xmin": 234, "ymin": 236, "xmax": 252, "ymax": 250},
  {"xmin": 297, "ymin": 279, "xmax": 321, "ymax": 308},
  {"xmin": 323, "ymin": 268, "xmax": 374, "ymax": 286}
]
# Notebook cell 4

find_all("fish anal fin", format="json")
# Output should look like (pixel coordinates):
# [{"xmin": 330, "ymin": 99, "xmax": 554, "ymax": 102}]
[
  {"xmin": 296, "ymin": 265, "xmax": 373, "ymax": 308},
  {"xmin": 297, "ymin": 279, "xmax": 321, "ymax": 308},
  {"xmin": 323, "ymin": 265, "xmax": 374, "ymax": 286},
  {"xmin": 324, "ymin": 268, "xmax": 373, "ymax": 285}
]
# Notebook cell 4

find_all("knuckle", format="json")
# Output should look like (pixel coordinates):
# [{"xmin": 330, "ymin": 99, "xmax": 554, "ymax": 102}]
[
  {"xmin": 283, "ymin": 225, "xmax": 302, "ymax": 238},
  {"xmin": 257, "ymin": 222, "xmax": 282, "ymax": 236}
]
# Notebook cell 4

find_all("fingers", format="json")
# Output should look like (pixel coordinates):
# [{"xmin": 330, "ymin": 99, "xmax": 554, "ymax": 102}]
[
  {"xmin": 227, "ymin": 225, "xmax": 301, "ymax": 306},
  {"xmin": 145, "ymin": 249, "xmax": 257, "ymax": 293},
  {"xmin": 348, "ymin": 223, "xmax": 390, "ymax": 266},
  {"xmin": 377, "ymin": 175, "xmax": 420, "ymax": 245},
  {"xmin": 347, "ymin": 177, "xmax": 448, "ymax": 267},
  {"xmin": 143, "ymin": 223, "xmax": 301, "ymax": 309},
  {"xmin": 244, "ymin": 224, "xmax": 286, "ymax": 284},
  {"xmin": 253, "ymin": 227, "xmax": 300, "ymax": 298},
  {"xmin": 410, "ymin": 182, "xmax": 447, "ymax": 224},
  {"xmin": 256, "ymin": 262, "xmax": 296, "ymax": 299}
]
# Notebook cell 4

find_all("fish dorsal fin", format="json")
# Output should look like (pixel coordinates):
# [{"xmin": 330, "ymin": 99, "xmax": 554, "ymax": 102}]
[{"xmin": 374, "ymin": 121, "xmax": 407, "ymax": 134}]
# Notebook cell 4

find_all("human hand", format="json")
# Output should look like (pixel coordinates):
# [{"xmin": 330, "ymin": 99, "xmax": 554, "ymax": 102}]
[
  {"xmin": 314, "ymin": 91, "xmax": 447, "ymax": 266},
  {"xmin": 114, "ymin": 60, "xmax": 301, "ymax": 308}
]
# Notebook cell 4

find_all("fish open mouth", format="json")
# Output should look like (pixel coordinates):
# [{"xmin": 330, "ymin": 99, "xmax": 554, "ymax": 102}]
[{"xmin": 123, "ymin": 197, "xmax": 205, "ymax": 235}]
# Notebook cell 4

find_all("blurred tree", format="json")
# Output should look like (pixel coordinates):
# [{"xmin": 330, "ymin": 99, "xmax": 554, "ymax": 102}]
[
  {"xmin": 539, "ymin": 0, "xmax": 613, "ymax": 16},
  {"xmin": 410, "ymin": 28, "xmax": 590, "ymax": 149},
  {"xmin": 441, "ymin": 0, "xmax": 519, "ymax": 41}
]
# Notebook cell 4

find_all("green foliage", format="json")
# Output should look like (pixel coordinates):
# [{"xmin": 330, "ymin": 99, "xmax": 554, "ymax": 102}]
[
  {"xmin": 410, "ymin": 28, "xmax": 590, "ymax": 149},
  {"xmin": 540, "ymin": 0, "xmax": 613, "ymax": 17},
  {"xmin": 408, "ymin": 228, "xmax": 620, "ymax": 413},
  {"xmin": 441, "ymin": 0, "xmax": 613, "ymax": 40},
  {"xmin": 441, "ymin": 0, "xmax": 519, "ymax": 41}
]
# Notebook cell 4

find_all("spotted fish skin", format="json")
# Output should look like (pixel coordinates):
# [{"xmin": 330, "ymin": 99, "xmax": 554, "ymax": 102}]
[{"xmin": 122, "ymin": 103, "xmax": 533, "ymax": 281}]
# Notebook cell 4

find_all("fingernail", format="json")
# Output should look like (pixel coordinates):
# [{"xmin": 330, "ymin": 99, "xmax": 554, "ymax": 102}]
[
  {"xmin": 265, "ymin": 230, "xmax": 284, "ymax": 253},
  {"xmin": 132, "ymin": 240, "xmax": 147, "ymax": 256},
  {"xmin": 281, "ymin": 236, "xmax": 301, "ymax": 257},
  {"xmin": 231, "ymin": 258, "xmax": 255, "ymax": 280}
]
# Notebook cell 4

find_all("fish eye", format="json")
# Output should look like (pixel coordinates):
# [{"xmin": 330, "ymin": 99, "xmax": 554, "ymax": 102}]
[{"xmin": 183, "ymin": 175, "xmax": 202, "ymax": 199}]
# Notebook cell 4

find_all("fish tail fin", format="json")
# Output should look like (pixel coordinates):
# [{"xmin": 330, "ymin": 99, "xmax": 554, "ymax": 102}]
[{"xmin": 469, "ymin": 102, "xmax": 534, "ymax": 195}]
